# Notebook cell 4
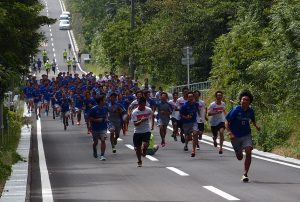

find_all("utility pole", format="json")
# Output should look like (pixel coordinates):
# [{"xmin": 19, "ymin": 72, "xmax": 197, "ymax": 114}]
[{"xmin": 129, "ymin": 0, "xmax": 136, "ymax": 79}]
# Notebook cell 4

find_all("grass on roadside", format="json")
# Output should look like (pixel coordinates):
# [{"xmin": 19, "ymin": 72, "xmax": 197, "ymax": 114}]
[{"xmin": 0, "ymin": 104, "xmax": 24, "ymax": 196}]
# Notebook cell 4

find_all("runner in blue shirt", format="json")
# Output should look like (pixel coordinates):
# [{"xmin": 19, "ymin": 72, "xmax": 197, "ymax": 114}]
[
  {"xmin": 88, "ymin": 95, "xmax": 109, "ymax": 161},
  {"xmin": 226, "ymin": 90, "xmax": 260, "ymax": 182},
  {"xmin": 107, "ymin": 93, "xmax": 126, "ymax": 153},
  {"xmin": 180, "ymin": 91, "xmax": 200, "ymax": 157},
  {"xmin": 60, "ymin": 93, "xmax": 72, "ymax": 130},
  {"xmin": 72, "ymin": 89, "xmax": 84, "ymax": 125},
  {"xmin": 83, "ymin": 91, "xmax": 97, "ymax": 134},
  {"xmin": 33, "ymin": 86, "xmax": 42, "ymax": 119}
]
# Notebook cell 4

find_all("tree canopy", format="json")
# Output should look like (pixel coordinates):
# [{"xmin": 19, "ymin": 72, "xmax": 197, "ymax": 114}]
[{"xmin": 0, "ymin": 0, "xmax": 54, "ymax": 99}]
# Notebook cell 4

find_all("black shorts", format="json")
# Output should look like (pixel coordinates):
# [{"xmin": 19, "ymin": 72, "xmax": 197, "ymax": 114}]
[
  {"xmin": 171, "ymin": 117, "xmax": 179, "ymax": 125},
  {"xmin": 198, "ymin": 123, "xmax": 204, "ymax": 132},
  {"xmin": 211, "ymin": 122, "xmax": 225, "ymax": 137},
  {"xmin": 133, "ymin": 132, "xmax": 151, "ymax": 148}
]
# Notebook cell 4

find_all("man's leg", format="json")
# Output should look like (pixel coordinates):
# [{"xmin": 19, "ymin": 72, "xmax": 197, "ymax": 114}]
[
  {"xmin": 191, "ymin": 131, "xmax": 198, "ymax": 157},
  {"xmin": 219, "ymin": 127, "xmax": 225, "ymax": 154},
  {"xmin": 100, "ymin": 139, "xmax": 106, "ymax": 157},
  {"xmin": 244, "ymin": 146, "xmax": 252, "ymax": 176},
  {"xmin": 93, "ymin": 138, "xmax": 98, "ymax": 158}
]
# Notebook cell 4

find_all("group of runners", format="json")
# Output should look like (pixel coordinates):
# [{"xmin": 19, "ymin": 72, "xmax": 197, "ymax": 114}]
[
  {"xmin": 23, "ymin": 62, "xmax": 260, "ymax": 182},
  {"xmin": 31, "ymin": 46, "xmax": 82, "ymax": 76}
]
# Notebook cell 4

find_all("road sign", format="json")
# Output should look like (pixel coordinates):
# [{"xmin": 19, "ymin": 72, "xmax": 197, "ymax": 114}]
[
  {"xmin": 181, "ymin": 57, "xmax": 195, "ymax": 65},
  {"xmin": 182, "ymin": 46, "xmax": 193, "ymax": 56}
]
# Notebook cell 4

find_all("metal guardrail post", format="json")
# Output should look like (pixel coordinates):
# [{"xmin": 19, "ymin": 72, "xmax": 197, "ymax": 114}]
[
  {"xmin": 0, "ymin": 102, "xmax": 3, "ymax": 146},
  {"xmin": 6, "ymin": 113, "xmax": 9, "ymax": 145}
]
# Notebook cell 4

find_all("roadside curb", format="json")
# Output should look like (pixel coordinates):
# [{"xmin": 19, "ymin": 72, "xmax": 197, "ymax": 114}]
[{"xmin": 0, "ymin": 104, "xmax": 31, "ymax": 202}]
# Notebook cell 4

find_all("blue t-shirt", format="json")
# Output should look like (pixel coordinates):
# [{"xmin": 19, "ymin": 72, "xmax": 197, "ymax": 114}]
[
  {"xmin": 73, "ymin": 94, "xmax": 84, "ymax": 109},
  {"xmin": 88, "ymin": 105, "xmax": 108, "ymax": 132},
  {"xmin": 84, "ymin": 97, "xmax": 97, "ymax": 112},
  {"xmin": 180, "ymin": 102, "xmax": 199, "ymax": 123},
  {"xmin": 226, "ymin": 105, "xmax": 255, "ymax": 137},
  {"xmin": 60, "ymin": 98, "xmax": 72, "ymax": 112}
]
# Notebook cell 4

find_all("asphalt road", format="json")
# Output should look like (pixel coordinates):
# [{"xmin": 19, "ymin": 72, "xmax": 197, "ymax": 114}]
[{"xmin": 28, "ymin": 0, "xmax": 300, "ymax": 202}]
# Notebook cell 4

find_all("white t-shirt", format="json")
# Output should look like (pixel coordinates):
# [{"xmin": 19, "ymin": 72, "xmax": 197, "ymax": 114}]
[
  {"xmin": 196, "ymin": 100, "xmax": 206, "ymax": 123},
  {"xmin": 169, "ymin": 99, "xmax": 180, "ymax": 120},
  {"xmin": 131, "ymin": 107, "xmax": 153, "ymax": 133},
  {"xmin": 176, "ymin": 96, "xmax": 187, "ymax": 110},
  {"xmin": 208, "ymin": 101, "xmax": 226, "ymax": 126}
]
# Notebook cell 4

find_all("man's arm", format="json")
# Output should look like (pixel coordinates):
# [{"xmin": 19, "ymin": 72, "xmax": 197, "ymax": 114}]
[{"xmin": 225, "ymin": 121, "xmax": 235, "ymax": 140}]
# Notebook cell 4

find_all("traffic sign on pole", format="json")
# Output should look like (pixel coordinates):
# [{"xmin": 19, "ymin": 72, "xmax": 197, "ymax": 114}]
[
  {"xmin": 181, "ymin": 57, "xmax": 195, "ymax": 65},
  {"xmin": 182, "ymin": 46, "xmax": 193, "ymax": 56}
]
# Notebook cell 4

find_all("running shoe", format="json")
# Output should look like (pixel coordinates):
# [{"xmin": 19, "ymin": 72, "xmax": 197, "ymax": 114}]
[
  {"xmin": 99, "ymin": 156, "xmax": 106, "ymax": 161},
  {"xmin": 93, "ymin": 151, "xmax": 97, "ymax": 158},
  {"xmin": 219, "ymin": 150, "xmax": 223, "ymax": 154},
  {"xmin": 161, "ymin": 140, "xmax": 166, "ymax": 147},
  {"xmin": 241, "ymin": 174, "xmax": 249, "ymax": 182},
  {"xmin": 184, "ymin": 145, "xmax": 188, "ymax": 151},
  {"xmin": 196, "ymin": 144, "xmax": 200, "ymax": 150},
  {"xmin": 137, "ymin": 161, "xmax": 142, "ymax": 167},
  {"xmin": 112, "ymin": 146, "xmax": 117, "ymax": 154},
  {"xmin": 191, "ymin": 152, "xmax": 195, "ymax": 157},
  {"xmin": 76, "ymin": 122, "xmax": 80, "ymax": 125}
]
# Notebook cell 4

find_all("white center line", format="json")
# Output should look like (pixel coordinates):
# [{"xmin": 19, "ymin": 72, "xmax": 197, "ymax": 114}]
[
  {"xmin": 51, "ymin": 43, "xmax": 54, "ymax": 47},
  {"xmin": 125, "ymin": 144, "xmax": 134, "ymax": 150},
  {"xmin": 50, "ymin": 38, "xmax": 53, "ymax": 42},
  {"xmin": 53, "ymin": 53, "xmax": 56, "ymax": 58},
  {"xmin": 146, "ymin": 155, "xmax": 159, "ymax": 161},
  {"xmin": 50, "ymin": 33, "xmax": 52, "ymax": 37},
  {"xmin": 166, "ymin": 167, "xmax": 189, "ymax": 176},
  {"xmin": 52, "ymin": 48, "xmax": 55, "ymax": 52},
  {"xmin": 203, "ymin": 186, "xmax": 240, "ymax": 201},
  {"xmin": 37, "ymin": 118, "xmax": 53, "ymax": 202}
]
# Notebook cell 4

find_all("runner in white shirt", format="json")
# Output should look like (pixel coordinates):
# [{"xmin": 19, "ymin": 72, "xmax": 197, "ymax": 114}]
[
  {"xmin": 131, "ymin": 97, "xmax": 154, "ymax": 167},
  {"xmin": 194, "ymin": 90, "xmax": 206, "ymax": 150},
  {"xmin": 208, "ymin": 91, "xmax": 226, "ymax": 154},
  {"xmin": 169, "ymin": 92, "xmax": 180, "ymax": 141},
  {"xmin": 176, "ymin": 87, "xmax": 189, "ymax": 143}
]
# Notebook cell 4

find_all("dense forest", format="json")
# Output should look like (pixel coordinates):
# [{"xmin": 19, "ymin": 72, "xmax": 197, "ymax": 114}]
[{"xmin": 67, "ymin": 0, "xmax": 300, "ymax": 158}]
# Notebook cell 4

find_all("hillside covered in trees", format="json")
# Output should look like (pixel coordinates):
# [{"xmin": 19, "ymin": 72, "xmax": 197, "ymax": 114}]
[{"xmin": 68, "ymin": 0, "xmax": 300, "ymax": 158}]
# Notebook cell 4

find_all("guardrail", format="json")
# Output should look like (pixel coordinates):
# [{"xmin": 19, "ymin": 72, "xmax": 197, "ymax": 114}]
[{"xmin": 169, "ymin": 81, "xmax": 211, "ymax": 99}]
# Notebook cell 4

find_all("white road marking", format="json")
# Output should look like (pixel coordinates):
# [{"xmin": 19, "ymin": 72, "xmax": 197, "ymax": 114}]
[
  {"xmin": 49, "ymin": 28, "xmax": 51, "ymax": 32},
  {"xmin": 51, "ymin": 43, "xmax": 54, "ymax": 47},
  {"xmin": 58, "ymin": 0, "xmax": 64, "ymax": 11},
  {"xmin": 166, "ymin": 167, "xmax": 189, "ymax": 176},
  {"xmin": 50, "ymin": 33, "xmax": 52, "ymax": 37},
  {"xmin": 53, "ymin": 53, "xmax": 56, "ymax": 58},
  {"xmin": 49, "ymin": 25, "xmax": 51, "ymax": 28},
  {"xmin": 146, "ymin": 155, "xmax": 159, "ymax": 161},
  {"xmin": 125, "ymin": 144, "xmax": 134, "ymax": 150},
  {"xmin": 203, "ymin": 186, "xmax": 240, "ymax": 201},
  {"xmin": 252, "ymin": 154, "xmax": 300, "ymax": 169},
  {"xmin": 50, "ymin": 38, "xmax": 53, "ymax": 42},
  {"xmin": 66, "ymin": 30, "xmax": 87, "ymax": 74},
  {"xmin": 52, "ymin": 48, "xmax": 55, "ymax": 52},
  {"xmin": 37, "ymin": 118, "xmax": 54, "ymax": 202}
]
